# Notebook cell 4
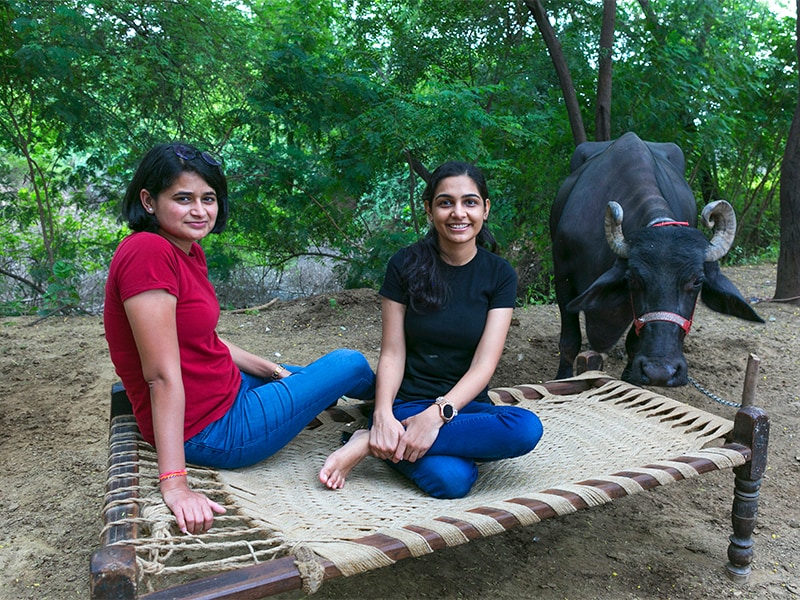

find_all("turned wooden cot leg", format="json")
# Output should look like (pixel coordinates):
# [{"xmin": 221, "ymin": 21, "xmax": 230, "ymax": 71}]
[
  {"xmin": 725, "ymin": 405, "xmax": 770, "ymax": 582},
  {"xmin": 90, "ymin": 383, "xmax": 140, "ymax": 599},
  {"xmin": 90, "ymin": 545, "xmax": 137, "ymax": 599}
]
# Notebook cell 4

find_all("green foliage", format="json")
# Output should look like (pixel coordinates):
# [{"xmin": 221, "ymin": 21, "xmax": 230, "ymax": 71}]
[
  {"xmin": 725, "ymin": 242, "xmax": 781, "ymax": 266},
  {"xmin": 520, "ymin": 275, "xmax": 557, "ymax": 307},
  {"xmin": 41, "ymin": 259, "xmax": 80, "ymax": 314},
  {"xmin": 0, "ymin": 0, "xmax": 792, "ymax": 311}
]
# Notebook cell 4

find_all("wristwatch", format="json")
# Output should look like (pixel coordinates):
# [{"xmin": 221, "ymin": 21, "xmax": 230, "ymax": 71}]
[{"xmin": 435, "ymin": 396, "xmax": 457, "ymax": 423}]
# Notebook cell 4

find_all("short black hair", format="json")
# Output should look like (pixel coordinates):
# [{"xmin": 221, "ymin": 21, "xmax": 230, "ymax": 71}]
[{"xmin": 121, "ymin": 143, "xmax": 229, "ymax": 233}]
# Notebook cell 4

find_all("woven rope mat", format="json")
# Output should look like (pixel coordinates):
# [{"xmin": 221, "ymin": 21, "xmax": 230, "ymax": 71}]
[{"xmin": 215, "ymin": 376, "xmax": 745, "ymax": 577}]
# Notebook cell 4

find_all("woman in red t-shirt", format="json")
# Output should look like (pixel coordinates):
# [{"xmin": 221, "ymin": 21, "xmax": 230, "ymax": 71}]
[{"xmin": 104, "ymin": 143, "xmax": 374, "ymax": 535}]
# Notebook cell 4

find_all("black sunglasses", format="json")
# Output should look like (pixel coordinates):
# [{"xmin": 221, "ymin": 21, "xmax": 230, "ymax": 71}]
[{"xmin": 172, "ymin": 144, "xmax": 223, "ymax": 167}]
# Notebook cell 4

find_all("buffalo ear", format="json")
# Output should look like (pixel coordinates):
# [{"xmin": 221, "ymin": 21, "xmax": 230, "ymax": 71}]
[
  {"xmin": 566, "ymin": 261, "xmax": 629, "ymax": 313},
  {"xmin": 701, "ymin": 262, "xmax": 765, "ymax": 323}
]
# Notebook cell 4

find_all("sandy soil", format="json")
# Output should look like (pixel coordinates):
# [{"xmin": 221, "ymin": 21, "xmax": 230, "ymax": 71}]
[{"xmin": 0, "ymin": 263, "xmax": 797, "ymax": 600}]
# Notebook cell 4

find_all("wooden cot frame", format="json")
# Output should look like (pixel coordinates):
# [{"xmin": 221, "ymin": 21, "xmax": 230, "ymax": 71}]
[{"xmin": 89, "ymin": 353, "xmax": 770, "ymax": 600}]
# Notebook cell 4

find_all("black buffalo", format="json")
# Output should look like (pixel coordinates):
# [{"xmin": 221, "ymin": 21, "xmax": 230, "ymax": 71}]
[{"xmin": 550, "ymin": 132, "xmax": 763, "ymax": 386}]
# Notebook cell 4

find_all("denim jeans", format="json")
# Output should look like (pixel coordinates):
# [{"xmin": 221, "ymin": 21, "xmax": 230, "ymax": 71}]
[
  {"xmin": 184, "ymin": 348, "xmax": 375, "ymax": 469},
  {"xmin": 387, "ymin": 399, "xmax": 543, "ymax": 499}
]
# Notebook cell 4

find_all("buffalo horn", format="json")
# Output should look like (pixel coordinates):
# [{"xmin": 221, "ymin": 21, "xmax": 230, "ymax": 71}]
[
  {"xmin": 604, "ymin": 201, "xmax": 630, "ymax": 258},
  {"xmin": 701, "ymin": 200, "xmax": 736, "ymax": 262}
]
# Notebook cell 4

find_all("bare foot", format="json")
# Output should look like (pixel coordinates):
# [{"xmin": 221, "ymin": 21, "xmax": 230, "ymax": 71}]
[{"xmin": 319, "ymin": 429, "xmax": 371, "ymax": 489}]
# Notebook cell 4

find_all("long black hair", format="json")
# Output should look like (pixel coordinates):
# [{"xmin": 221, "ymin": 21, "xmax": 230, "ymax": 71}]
[
  {"xmin": 121, "ymin": 143, "xmax": 229, "ymax": 234},
  {"xmin": 404, "ymin": 161, "xmax": 497, "ymax": 311}
]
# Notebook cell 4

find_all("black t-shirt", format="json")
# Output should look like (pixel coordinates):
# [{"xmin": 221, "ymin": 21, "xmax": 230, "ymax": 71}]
[{"xmin": 379, "ymin": 245, "xmax": 517, "ymax": 403}]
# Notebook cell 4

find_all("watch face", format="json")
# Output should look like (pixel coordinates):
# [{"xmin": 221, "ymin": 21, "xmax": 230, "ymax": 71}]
[{"xmin": 442, "ymin": 404, "xmax": 455, "ymax": 420}]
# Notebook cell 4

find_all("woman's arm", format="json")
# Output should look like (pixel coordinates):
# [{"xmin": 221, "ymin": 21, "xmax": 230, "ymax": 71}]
[
  {"xmin": 124, "ymin": 289, "xmax": 226, "ymax": 534},
  {"xmin": 369, "ymin": 297, "xmax": 408, "ymax": 460},
  {"xmin": 220, "ymin": 338, "xmax": 290, "ymax": 380},
  {"xmin": 397, "ymin": 307, "xmax": 514, "ymax": 462}
]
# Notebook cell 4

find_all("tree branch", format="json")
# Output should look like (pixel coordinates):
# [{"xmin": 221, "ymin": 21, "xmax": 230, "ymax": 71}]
[
  {"xmin": 595, "ymin": 0, "xmax": 616, "ymax": 141},
  {"xmin": 0, "ymin": 266, "xmax": 46, "ymax": 295},
  {"xmin": 404, "ymin": 149, "xmax": 427, "ymax": 237},
  {"xmin": 524, "ymin": 0, "xmax": 587, "ymax": 145},
  {"xmin": 405, "ymin": 150, "xmax": 431, "ymax": 183}
]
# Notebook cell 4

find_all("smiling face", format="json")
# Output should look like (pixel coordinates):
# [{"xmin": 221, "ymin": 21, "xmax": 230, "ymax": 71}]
[
  {"xmin": 140, "ymin": 171, "xmax": 219, "ymax": 254},
  {"xmin": 426, "ymin": 174, "xmax": 490, "ymax": 257}
]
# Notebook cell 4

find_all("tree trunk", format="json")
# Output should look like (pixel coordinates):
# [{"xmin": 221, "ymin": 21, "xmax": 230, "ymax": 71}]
[
  {"xmin": 595, "ymin": 0, "xmax": 616, "ymax": 141},
  {"xmin": 524, "ymin": 0, "xmax": 586, "ymax": 145},
  {"xmin": 404, "ymin": 150, "xmax": 428, "ymax": 237},
  {"xmin": 775, "ymin": 0, "xmax": 800, "ymax": 302}
]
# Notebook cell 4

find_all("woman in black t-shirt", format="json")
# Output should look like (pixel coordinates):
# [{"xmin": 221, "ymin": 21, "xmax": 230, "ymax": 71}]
[{"xmin": 320, "ymin": 161, "xmax": 543, "ymax": 498}]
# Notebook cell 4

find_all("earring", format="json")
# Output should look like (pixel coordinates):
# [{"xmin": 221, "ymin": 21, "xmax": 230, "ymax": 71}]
[{"xmin": 146, "ymin": 207, "xmax": 153, "ymax": 213}]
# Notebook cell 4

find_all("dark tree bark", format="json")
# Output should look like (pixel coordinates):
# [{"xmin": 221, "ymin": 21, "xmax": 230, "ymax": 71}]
[
  {"xmin": 524, "ymin": 0, "xmax": 586, "ymax": 145},
  {"xmin": 0, "ymin": 267, "xmax": 45, "ymax": 295},
  {"xmin": 595, "ymin": 0, "xmax": 616, "ymax": 141},
  {"xmin": 404, "ymin": 150, "xmax": 428, "ymax": 237},
  {"xmin": 637, "ymin": 0, "xmax": 662, "ymax": 39},
  {"xmin": 405, "ymin": 150, "xmax": 430, "ymax": 184},
  {"xmin": 775, "ymin": 0, "xmax": 800, "ymax": 302}
]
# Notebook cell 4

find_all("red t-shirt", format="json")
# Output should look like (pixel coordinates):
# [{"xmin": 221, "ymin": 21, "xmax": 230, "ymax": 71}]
[{"xmin": 103, "ymin": 232, "xmax": 239, "ymax": 445}]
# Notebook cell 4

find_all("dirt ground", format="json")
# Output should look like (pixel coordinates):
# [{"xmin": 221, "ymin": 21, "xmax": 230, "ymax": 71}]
[{"xmin": 0, "ymin": 262, "xmax": 797, "ymax": 600}]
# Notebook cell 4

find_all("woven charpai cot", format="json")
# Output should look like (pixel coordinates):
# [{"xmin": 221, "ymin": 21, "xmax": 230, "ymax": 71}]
[
  {"xmin": 102, "ymin": 374, "xmax": 745, "ymax": 593},
  {"xmin": 218, "ymin": 376, "xmax": 743, "ymax": 576}
]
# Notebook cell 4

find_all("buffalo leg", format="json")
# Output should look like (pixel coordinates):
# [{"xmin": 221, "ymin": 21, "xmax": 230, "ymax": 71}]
[{"xmin": 555, "ymin": 308, "xmax": 582, "ymax": 379}]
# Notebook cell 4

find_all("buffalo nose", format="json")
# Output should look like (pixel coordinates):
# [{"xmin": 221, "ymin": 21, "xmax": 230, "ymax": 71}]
[{"xmin": 638, "ymin": 358, "xmax": 687, "ymax": 387}]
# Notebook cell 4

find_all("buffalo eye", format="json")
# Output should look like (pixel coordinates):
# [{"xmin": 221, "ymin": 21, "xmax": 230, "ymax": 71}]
[
  {"xmin": 684, "ymin": 276, "xmax": 704, "ymax": 293},
  {"xmin": 625, "ymin": 271, "xmax": 642, "ymax": 289}
]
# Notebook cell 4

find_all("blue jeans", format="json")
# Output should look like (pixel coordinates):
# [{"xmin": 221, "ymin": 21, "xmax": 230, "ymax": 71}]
[
  {"xmin": 184, "ymin": 349, "xmax": 375, "ymax": 469},
  {"xmin": 387, "ymin": 399, "xmax": 543, "ymax": 499}
]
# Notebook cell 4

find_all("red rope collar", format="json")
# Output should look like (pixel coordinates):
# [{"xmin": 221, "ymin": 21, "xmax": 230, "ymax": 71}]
[
  {"xmin": 633, "ymin": 311, "xmax": 693, "ymax": 335},
  {"xmin": 651, "ymin": 220, "xmax": 689, "ymax": 227},
  {"xmin": 630, "ymin": 292, "xmax": 695, "ymax": 335}
]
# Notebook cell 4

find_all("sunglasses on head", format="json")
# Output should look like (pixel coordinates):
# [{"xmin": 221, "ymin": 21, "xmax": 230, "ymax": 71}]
[{"xmin": 172, "ymin": 144, "xmax": 223, "ymax": 167}]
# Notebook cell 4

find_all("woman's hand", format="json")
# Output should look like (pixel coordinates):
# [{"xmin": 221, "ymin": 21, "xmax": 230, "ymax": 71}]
[
  {"xmin": 395, "ymin": 406, "xmax": 442, "ymax": 463},
  {"xmin": 369, "ymin": 414, "xmax": 406, "ymax": 461},
  {"xmin": 274, "ymin": 364, "xmax": 293, "ymax": 379},
  {"xmin": 221, "ymin": 338, "xmax": 290, "ymax": 380},
  {"xmin": 160, "ymin": 478, "xmax": 226, "ymax": 535}
]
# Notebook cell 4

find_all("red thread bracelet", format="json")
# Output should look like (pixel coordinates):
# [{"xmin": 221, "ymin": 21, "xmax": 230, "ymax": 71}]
[{"xmin": 159, "ymin": 469, "xmax": 188, "ymax": 482}]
